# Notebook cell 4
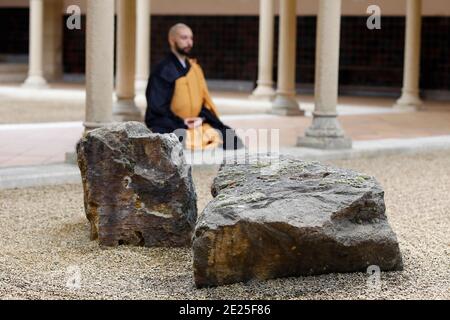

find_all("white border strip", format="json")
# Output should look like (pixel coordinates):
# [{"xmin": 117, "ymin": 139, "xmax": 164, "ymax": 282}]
[{"xmin": 0, "ymin": 121, "xmax": 83, "ymax": 131}]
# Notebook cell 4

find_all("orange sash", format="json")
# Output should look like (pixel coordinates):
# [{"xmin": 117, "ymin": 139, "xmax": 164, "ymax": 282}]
[{"xmin": 170, "ymin": 60, "xmax": 222, "ymax": 150}]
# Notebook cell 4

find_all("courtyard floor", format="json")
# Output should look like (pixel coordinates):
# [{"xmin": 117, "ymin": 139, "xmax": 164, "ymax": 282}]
[
  {"xmin": 0, "ymin": 151, "xmax": 449, "ymax": 299},
  {"xmin": 1, "ymin": 83, "xmax": 450, "ymax": 168}
]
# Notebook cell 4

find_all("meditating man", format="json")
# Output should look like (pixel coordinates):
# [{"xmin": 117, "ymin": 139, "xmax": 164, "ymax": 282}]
[{"xmin": 145, "ymin": 23, "xmax": 243, "ymax": 150}]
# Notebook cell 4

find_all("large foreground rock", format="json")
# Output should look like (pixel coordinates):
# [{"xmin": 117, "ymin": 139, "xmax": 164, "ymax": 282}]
[
  {"xmin": 193, "ymin": 155, "xmax": 403, "ymax": 287},
  {"xmin": 77, "ymin": 121, "xmax": 197, "ymax": 247}
]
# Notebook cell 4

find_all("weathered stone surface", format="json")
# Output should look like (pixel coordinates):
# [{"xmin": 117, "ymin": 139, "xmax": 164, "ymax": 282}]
[
  {"xmin": 77, "ymin": 121, "xmax": 197, "ymax": 247},
  {"xmin": 193, "ymin": 155, "xmax": 403, "ymax": 287}
]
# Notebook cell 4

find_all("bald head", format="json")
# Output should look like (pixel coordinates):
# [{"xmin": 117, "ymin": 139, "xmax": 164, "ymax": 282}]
[
  {"xmin": 169, "ymin": 23, "xmax": 191, "ymax": 39},
  {"xmin": 168, "ymin": 23, "xmax": 194, "ymax": 57}
]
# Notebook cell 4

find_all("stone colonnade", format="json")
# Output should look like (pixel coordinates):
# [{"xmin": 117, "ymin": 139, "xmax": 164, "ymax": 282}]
[{"xmin": 23, "ymin": 0, "xmax": 423, "ymax": 149}]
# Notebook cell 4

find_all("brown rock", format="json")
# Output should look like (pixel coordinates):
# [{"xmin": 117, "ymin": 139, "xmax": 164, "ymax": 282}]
[
  {"xmin": 192, "ymin": 155, "xmax": 403, "ymax": 287},
  {"xmin": 76, "ymin": 121, "xmax": 197, "ymax": 247}
]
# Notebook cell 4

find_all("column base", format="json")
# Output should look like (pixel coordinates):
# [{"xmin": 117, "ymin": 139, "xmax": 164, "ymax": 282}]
[
  {"xmin": 83, "ymin": 121, "xmax": 114, "ymax": 131},
  {"xmin": 113, "ymin": 98, "xmax": 143, "ymax": 122},
  {"xmin": 297, "ymin": 135, "xmax": 352, "ymax": 150},
  {"xmin": 297, "ymin": 114, "xmax": 352, "ymax": 150},
  {"xmin": 65, "ymin": 151, "xmax": 77, "ymax": 165},
  {"xmin": 250, "ymin": 85, "xmax": 276, "ymax": 101},
  {"xmin": 393, "ymin": 94, "xmax": 423, "ymax": 111},
  {"xmin": 270, "ymin": 94, "xmax": 304, "ymax": 116},
  {"xmin": 135, "ymin": 79, "xmax": 148, "ymax": 93},
  {"xmin": 22, "ymin": 75, "xmax": 48, "ymax": 88}
]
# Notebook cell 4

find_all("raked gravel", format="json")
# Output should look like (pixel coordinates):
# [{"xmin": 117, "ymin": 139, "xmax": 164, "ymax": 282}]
[{"xmin": 0, "ymin": 151, "xmax": 449, "ymax": 299}]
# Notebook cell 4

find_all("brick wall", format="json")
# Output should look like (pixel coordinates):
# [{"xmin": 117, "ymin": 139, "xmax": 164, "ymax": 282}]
[
  {"xmin": 62, "ymin": 14, "xmax": 86, "ymax": 74},
  {"xmin": 0, "ymin": 8, "xmax": 29, "ymax": 54}
]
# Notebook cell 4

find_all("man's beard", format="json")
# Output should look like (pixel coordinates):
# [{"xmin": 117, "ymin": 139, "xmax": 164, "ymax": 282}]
[{"xmin": 175, "ymin": 43, "xmax": 192, "ymax": 56}]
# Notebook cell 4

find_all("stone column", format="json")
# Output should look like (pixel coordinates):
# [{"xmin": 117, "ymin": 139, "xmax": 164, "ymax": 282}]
[
  {"xmin": 250, "ymin": 0, "xmax": 275, "ymax": 100},
  {"xmin": 271, "ymin": 0, "xmax": 303, "ymax": 116},
  {"xmin": 23, "ymin": 0, "xmax": 47, "ymax": 88},
  {"xmin": 114, "ymin": 0, "xmax": 142, "ymax": 121},
  {"xmin": 297, "ymin": 0, "xmax": 351, "ymax": 149},
  {"xmin": 394, "ymin": 0, "xmax": 423, "ymax": 110},
  {"xmin": 135, "ymin": 0, "xmax": 151, "ymax": 93},
  {"xmin": 84, "ymin": 0, "xmax": 115, "ymax": 131},
  {"xmin": 43, "ymin": 0, "xmax": 63, "ymax": 82}
]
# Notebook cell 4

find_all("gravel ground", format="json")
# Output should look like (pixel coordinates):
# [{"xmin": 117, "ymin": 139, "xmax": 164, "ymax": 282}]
[{"xmin": 0, "ymin": 152, "xmax": 449, "ymax": 300}]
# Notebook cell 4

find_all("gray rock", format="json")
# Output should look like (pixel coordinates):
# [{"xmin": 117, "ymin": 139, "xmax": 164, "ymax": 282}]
[
  {"xmin": 193, "ymin": 155, "xmax": 403, "ymax": 287},
  {"xmin": 76, "ymin": 121, "xmax": 197, "ymax": 247}
]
